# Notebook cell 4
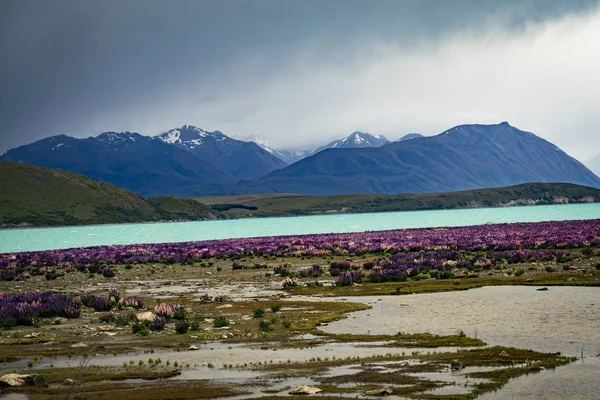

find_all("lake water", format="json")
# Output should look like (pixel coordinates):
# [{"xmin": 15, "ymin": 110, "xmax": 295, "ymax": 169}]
[{"xmin": 1, "ymin": 203, "xmax": 599, "ymax": 253}]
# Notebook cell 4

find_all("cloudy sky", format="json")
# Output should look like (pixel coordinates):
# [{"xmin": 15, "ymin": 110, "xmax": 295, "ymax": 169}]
[{"xmin": 1, "ymin": 0, "xmax": 599, "ymax": 161}]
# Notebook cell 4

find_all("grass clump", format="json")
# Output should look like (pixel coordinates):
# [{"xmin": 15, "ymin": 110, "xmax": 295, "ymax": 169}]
[
  {"xmin": 213, "ymin": 316, "xmax": 230, "ymax": 328},
  {"xmin": 258, "ymin": 320, "xmax": 275, "ymax": 332},
  {"xmin": 175, "ymin": 320, "xmax": 190, "ymax": 334},
  {"xmin": 253, "ymin": 308, "xmax": 265, "ymax": 318},
  {"xmin": 131, "ymin": 321, "xmax": 149, "ymax": 336},
  {"xmin": 270, "ymin": 304, "xmax": 281, "ymax": 313}
]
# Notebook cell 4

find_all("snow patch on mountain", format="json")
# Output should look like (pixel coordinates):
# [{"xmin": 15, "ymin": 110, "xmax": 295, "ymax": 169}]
[
  {"xmin": 161, "ymin": 129, "xmax": 181, "ymax": 144},
  {"xmin": 313, "ymin": 131, "xmax": 389, "ymax": 154}
]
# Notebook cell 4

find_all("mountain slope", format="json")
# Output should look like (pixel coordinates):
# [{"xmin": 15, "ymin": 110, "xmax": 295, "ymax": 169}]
[
  {"xmin": 157, "ymin": 125, "xmax": 287, "ymax": 177},
  {"xmin": 399, "ymin": 133, "xmax": 425, "ymax": 141},
  {"xmin": 248, "ymin": 137, "xmax": 310, "ymax": 165},
  {"xmin": 587, "ymin": 154, "xmax": 600, "ymax": 177},
  {"xmin": 254, "ymin": 145, "xmax": 312, "ymax": 165},
  {"xmin": 218, "ymin": 142, "xmax": 289, "ymax": 180},
  {"xmin": 0, "ymin": 133, "xmax": 236, "ymax": 197},
  {"xmin": 234, "ymin": 122, "xmax": 600, "ymax": 195}
]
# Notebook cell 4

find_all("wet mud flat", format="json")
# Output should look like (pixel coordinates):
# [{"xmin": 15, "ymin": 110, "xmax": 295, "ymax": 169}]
[{"xmin": 0, "ymin": 242, "xmax": 599, "ymax": 399}]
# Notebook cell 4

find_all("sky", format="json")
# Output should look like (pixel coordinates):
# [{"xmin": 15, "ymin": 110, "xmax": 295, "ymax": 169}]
[{"xmin": 1, "ymin": 0, "xmax": 599, "ymax": 161}]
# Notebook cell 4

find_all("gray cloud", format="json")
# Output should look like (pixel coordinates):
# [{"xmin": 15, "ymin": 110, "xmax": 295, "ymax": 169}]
[{"xmin": 1, "ymin": 0, "xmax": 599, "ymax": 161}]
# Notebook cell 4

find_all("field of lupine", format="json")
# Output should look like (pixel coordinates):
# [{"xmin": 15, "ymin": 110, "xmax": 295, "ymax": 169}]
[
  {"xmin": 0, "ymin": 292, "xmax": 81, "ymax": 328},
  {"xmin": 0, "ymin": 219, "xmax": 598, "ymax": 284},
  {"xmin": 1, "ymin": 217, "xmax": 597, "ymax": 329},
  {"xmin": 0, "ymin": 287, "xmax": 194, "ymax": 333}
]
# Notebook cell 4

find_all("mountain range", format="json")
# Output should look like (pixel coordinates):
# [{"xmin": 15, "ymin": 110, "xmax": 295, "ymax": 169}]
[
  {"xmin": 1, "ymin": 122, "xmax": 599, "ymax": 197},
  {"xmin": 234, "ymin": 122, "xmax": 600, "ymax": 195}
]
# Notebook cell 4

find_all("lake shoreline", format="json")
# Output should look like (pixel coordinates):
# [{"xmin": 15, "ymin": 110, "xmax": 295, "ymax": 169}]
[
  {"xmin": 2, "ymin": 203, "xmax": 599, "ymax": 253},
  {"xmin": 1, "ymin": 197, "xmax": 599, "ymax": 230}
]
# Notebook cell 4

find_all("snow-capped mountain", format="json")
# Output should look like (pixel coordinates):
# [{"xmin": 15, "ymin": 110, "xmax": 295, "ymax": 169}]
[
  {"xmin": 95, "ymin": 131, "xmax": 150, "ymax": 150},
  {"xmin": 312, "ymin": 131, "xmax": 389, "ymax": 154},
  {"xmin": 252, "ymin": 131, "xmax": 389, "ymax": 165},
  {"xmin": 157, "ymin": 125, "xmax": 287, "ymax": 180},
  {"xmin": 157, "ymin": 125, "xmax": 241, "ymax": 160}
]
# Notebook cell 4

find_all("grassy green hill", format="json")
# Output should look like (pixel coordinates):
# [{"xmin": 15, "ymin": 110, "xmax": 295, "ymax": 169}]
[
  {"xmin": 0, "ymin": 162, "xmax": 226, "ymax": 227},
  {"xmin": 195, "ymin": 183, "xmax": 600, "ymax": 218}
]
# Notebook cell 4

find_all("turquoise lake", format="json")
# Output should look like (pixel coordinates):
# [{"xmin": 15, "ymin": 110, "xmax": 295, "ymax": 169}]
[{"xmin": 1, "ymin": 203, "xmax": 599, "ymax": 253}]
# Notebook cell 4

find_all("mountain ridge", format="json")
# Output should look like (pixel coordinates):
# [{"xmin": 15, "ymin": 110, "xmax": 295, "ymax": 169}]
[
  {"xmin": 156, "ymin": 125, "xmax": 288, "ymax": 180},
  {"xmin": 232, "ymin": 122, "xmax": 600, "ymax": 195},
  {"xmin": 587, "ymin": 153, "xmax": 600, "ymax": 177},
  {"xmin": 251, "ymin": 131, "xmax": 390, "ymax": 164}
]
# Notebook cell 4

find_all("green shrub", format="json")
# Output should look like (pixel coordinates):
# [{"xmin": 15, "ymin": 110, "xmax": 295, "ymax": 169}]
[
  {"xmin": 213, "ymin": 316, "xmax": 230, "ymax": 328},
  {"xmin": 132, "ymin": 321, "xmax": 149, "ymax": 336},
  {"xmin": 253, "ymin": 308, "xmax": 265, "ymax": 318},
  {"xmin": 515, "ymin": 269, "xmax": 525, "ymax": 277},
  {"xmin": 258, "ymin": 320, "xmax": 274, "ymax": 332},
  {"xmin": 175, "ymin": 320, "xmax": 190, "ymax": 334},
  {"xmin": 270, "ymin": 304, "xmax": 281, "ymax": 313},
  {"xmin": 190, "ymin": 319, "xmax": 201, "ymax": 331}
]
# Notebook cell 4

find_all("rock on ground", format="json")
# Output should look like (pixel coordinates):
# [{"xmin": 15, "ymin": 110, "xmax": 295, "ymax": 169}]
[
  {"xmin": 365, "ymin": 387, "xmax": 393, "ymax": 396},
  {"xmin": 0, "ymin": 374, "xmax": 48, "ymax": 387},
  {"xmin": 289, "ymin": 385, "xmax": 322, "ymax": 395}
]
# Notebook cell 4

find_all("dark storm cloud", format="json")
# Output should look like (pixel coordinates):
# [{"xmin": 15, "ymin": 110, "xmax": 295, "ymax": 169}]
[{"xmin": 0, "ymin": 0, "xmax": 598, "ymax": 159}]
